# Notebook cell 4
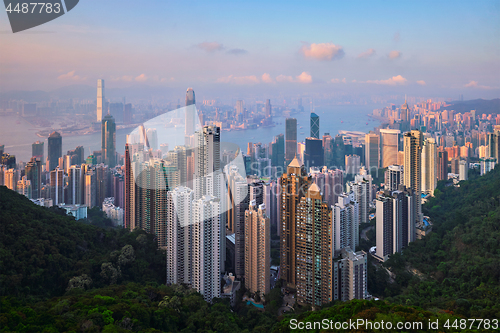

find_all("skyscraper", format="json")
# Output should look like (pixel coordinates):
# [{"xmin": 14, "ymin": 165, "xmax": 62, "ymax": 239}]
[
  {"xmin": 437, "ymin": 150, "xmax": 448, "ymax": 181},
  {"xmin": 265, "ymin": 99, "xmax": 272, "ymax": 118},
  {"xmin": 364, "ymin": 133, "xmax": 380, "ymax": 172},
  {"xmin": 47, "ymin": 131, "xmax": 62, "ymax": 172},
  {"xmin": 403, "ymin": 130, "xmax": 423, "ymax": 222},
  {"xmin": 67, "ymin": 165, "xmax": 82, "ymax": 205},
  {"xmin": 96, "ymin": 79, "xmax": 105, "ymax": 122},
  {"xmin": 185, "ymin": 88, "xmax": 196, "ymax": 146},
  {"xmin": 296, "ymin": 183, "xmax": 332, "ymax": 306},
  {"xmin": 280, "ymin": 157, "xmax": 311, "ymax": 288},
  {"xmin": 332, "ymin": 193, "xmax": 359, "ymax": 256},
  {"xmin": 285, "ymin": 118, "xmax": 297, "ymax": 163},
  {"xmin": 244, "ymin": 201, "xmax": 270, "ymax": 298},
  {"xmin": 310, "ymin": 113, "xmax": 319, "ymax": 139},
  {"xmin": 385, "ymin": 164, "xmax": 403, "ymax": 191},
  {"xmin": 236, "ymin": 100, "xmax": 244, "ymax": 118},
  {"xmin": 25, "ymin": 157, "xmax": 41, "ymax": 199},
  {"xmin": 421, "ymin": 137, "xmax": 437, "ymax": 195},
  {"xmin": 194, "ymin": 125, "xmax": 221, "ymax": 200},
  {"xmin": 304, "ymin": 137, "xmax": 324, "ymax": 168},
  {"xmin": 32, "ymin": 141, "xmax": 44, "ymax": 163},
  {"xmin": 271, "ymin": 134, "xmax": 285, "ymax": 170},
  {"xmin": 348, "ymin": 173, "xmax": 371, "ymax": 224},
  {"xmin": 102, "ymin": 114, "xmax": 116, "ymax": 168},
  {"xmin": 379, "ymin": 129, "xmax": 401, "ymax": 168},
  {"xmin": 50, "ymin": 167, "xmax": 64, "ymax": 205}
]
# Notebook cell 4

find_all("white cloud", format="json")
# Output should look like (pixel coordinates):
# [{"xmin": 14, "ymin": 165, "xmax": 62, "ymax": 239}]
[
  {"xmin": 357, "ymin": 48, "xmax": 376, "ymax": 59},
  {"xmin": 276, "ymin": 74, "xmax": 294, "ymax": 83},
  {"xmin": 216, "ymin": 75, "xmax": 259, "ymax": 85},
  {"xmin": 416, "ymin": 80, "xmax": 426, "ymax": 86},
  {"xmin": 331, "ymin": 78, "xmax": 347, "ymax": 83},
  {"xmin": 296, "ymin": 72, "xmax": 312, "ymax": 83},
  {"xmin": 388, "ymin": 50, "xmax": 402, "ymax": 59},
  {"xmin": 464, "ymin": 80, "xmax": 495, "ymax": 89},
  {"xmin": 135, "ymin": 74, "xmax": 148, "ymax": 82},
  {"xmin": 57, "ymin": 70, "xmax": 86, "ymax": 81},
  {"xmin": 366, "ymin": 75, "xmax": 407, "ymax": 85},
  {"xmin": 300, "ymin": 43, "xmax": 344, "ymax": 61},
  {"xmin": 197, "ymin": 42, "xmax": 224, "ymax": 52},
  {"xmin": 261, "ymin": 73, "xmax": 274, "ymax": 83}
]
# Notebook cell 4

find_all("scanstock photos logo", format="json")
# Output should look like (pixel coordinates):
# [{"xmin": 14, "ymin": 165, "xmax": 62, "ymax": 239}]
[{"xmin": 4, "ymin": 0, "xmax": 79, "ymax": 33}]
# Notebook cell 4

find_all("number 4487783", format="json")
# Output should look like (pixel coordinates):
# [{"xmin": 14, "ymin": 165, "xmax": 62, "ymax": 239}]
[{"xmin": 6, "ymin": 2, "xmax": 61, "ymax": 14}]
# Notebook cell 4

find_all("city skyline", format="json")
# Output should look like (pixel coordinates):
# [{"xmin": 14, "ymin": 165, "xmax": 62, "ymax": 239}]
[{"xmin": 0, "ymin": 1, "xmax": 499, "ymax": 100}]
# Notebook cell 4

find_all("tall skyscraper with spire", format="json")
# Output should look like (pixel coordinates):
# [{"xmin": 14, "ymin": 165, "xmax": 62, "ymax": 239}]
[
  {"xmin": 96, "ymin": 79, "xmax": 105, "ymax": 122},
  {"xmin": 265, "ymin": 99, "xmax": 272, "ymax": 118},
  {"xmin": 102, "ymin": 114, "xmax": 116, "ymax": 168},
  {"xmin": 185, "ymin": 88, "xmax": 196, "ymax": 146}
]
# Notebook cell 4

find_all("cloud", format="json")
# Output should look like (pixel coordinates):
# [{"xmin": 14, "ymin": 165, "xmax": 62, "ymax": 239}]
[
  {"xmin": 394, "ymin": 32, "xmax": 400, "ymax": 42},
  {"xmin": 296, "ymin": 72, "xmax": 312, "ymax": 83},
  {"xmin": 464, "ymin": 80, "xmax": 496, "ymax": 89},
  {"xmin": 261, "ymin": 73, "xmax": 274, "ymax": 83},
  {"xmin": 357, "ymin": 48, "xmax": 376, "ymax": 59},
  {"xmin": 197, "ymin": 42, "xmax": 224, "ymax": 52},
  {"xmin": 416, "ymin": 80, "xmax": 426, "ymax": 86},
  {"xmin": 366, "ymin": 75, "xmax": 407, "ymax": 85},
  {"xmin": 276, "ymin": 74, "xmax": 294, "ymax": 83},
  {"xmin": 216, "ymin": 75, "xmax": 259, "ymax": 85},
  {"xmin": 57, "ymin": 70, "xmax": 86, "ymax": 81},
  {"xmin": 331, "ymin": 78, "xmax": 347, "ymax": 83},
  {"xmin": 300, "ymin": 43, "xmax": 344, "ymax": 61},
  {"xmin": 388, "ymin": 50, "xmax": 402, "ymax": 59},
  {"xmin": 135, "ymin": 74, "xmax": 148, "ymax": 82},
  {"xmin": 227, "ymin": 48, "xmax": 248, "ymax": 55}
]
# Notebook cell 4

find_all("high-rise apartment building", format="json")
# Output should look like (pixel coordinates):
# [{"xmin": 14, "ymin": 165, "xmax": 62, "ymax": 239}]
[
  {"xmin": 310, "ymin": 113, "xmax": 319, "ymax": 139},
  {"xmin": 285, "ymin": 118, "xmax": 297, "ymax": 163},
  {"xmin": 332, "ymin": 193, "xmax": 359, "ymax": 256},
  {"xmin": 194, "ymin": 125, "xmax": 221, "ymax": 200},
  {"xmin": 67, "ymin": 165, "xmax": 82, "ymax": 205},
  {"xmin": 379, "ymin": 129, "xmax": 400, "ymax": 168},
  {"xmin": 25, "ymin": 157, "xmax": 42, "ymax": 199},
  {"xmin": 185, "ymin": 88, "xmax": 196, "ymax": 146},
  {"xmin": 437, "ymin": 150, "xmax": 448, "ymax": 181},
  {"xmin": 304, "ymin": 137, "xmax": 324, "ymax": 168},
  {"xmin": 421, "ymin": 138, "xmax": 437, "ymax": 195},
  {"xmin": 375, "ymin": 187, "xmax": 416, "ymax": 262},
  {"xmin": 280, "ymin": 157, "xmax": 311, "ymax": 288},
  {"xmin": 244, "ymin": 201, "xmax": 270, "ymax": 298},
  {"xmin": 296, "ymin": 183, "xmax": 332, "ymax": 306},
  {"xmin": 403, "ymin": 130, "xmax": 423, "ymax": 222},
  {"xmin": 50, "ymin": 167, "xmax": 64, "ymax": 205},
  {"xmin": 348, "ymin": 173, "xmax": 371, "ymax": 224},
  {"xmin": 17, "ymin": 176, "xmax": 31, "ymax": 199},
  {"xmin": 96, "ymin": 79, "xmax": 105, "ymax": 122},
  {"xmin": 385, "ymin": 164, "xmax": 403, "ymax": 191},
  {"xmin": 32, "ymin": 141, "xmax": 44, "ymax": 163},
  {"xmin": 459, "ymin": 160, "xmax": 468, "ymax": 181},
  {"xmin": 47, "ymin": 131, "xmax": 62, "ymax": 172},
  {"xmin": 102, "ymin": 114, "xmax": 116, "ymax": 168},
  {"xmin": 333, "ymin": 248, "xmax": 368, "ymax": 301}
]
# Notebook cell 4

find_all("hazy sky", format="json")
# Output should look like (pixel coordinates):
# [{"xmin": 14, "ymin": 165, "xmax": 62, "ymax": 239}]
[{"xmin": 1, "ymin": 0, "xmax": 499, "ymax": 100}]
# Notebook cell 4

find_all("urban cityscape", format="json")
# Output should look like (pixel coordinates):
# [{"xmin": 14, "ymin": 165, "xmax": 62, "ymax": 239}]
[{"xmin": 1, "ymin": 1, "xmax": 499, "ymax": 332}]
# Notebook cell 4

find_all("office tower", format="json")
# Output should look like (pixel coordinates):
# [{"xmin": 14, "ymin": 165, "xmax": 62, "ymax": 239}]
[
  {"xmin": 166, "ymin": 187, "xmax": 194, "ymax": 285},
  {"xmin": 271, "ymin": 134, "xmax": 285, "ymax": 170},
  {"xmin": 379, "ymin": 129, "xmax": 401, "ymax": 168},
  {"xmin": 67, "ymin": 146, "xmax": 85, "ymax": 166},
  {"xmin": 249, "ymin": 180, "xmax": 264, "ymax": 207},
  {"xmin": 334, "ymin": 248, "xmax": 368, "ymax": 301},
  {"xmin": 225, "ymin": 165, "xmax": 248, "ymax": 278},
  {"xmin": 124, "ymin": 144, "xmax": 135, "ymax": 229},
  {"xmin": 96, "ymin": 79, "xmax": 105, "ymax": 122},
  {"xmin": 25, "ymin": 157, "xmax": 42, "ymax": 199},
  {"xmin": 102, "ymin": 114, "xmax": 116, "ymax": 168},
  {"xmin": 304, "ymin": 137, "xmax": 324, "ymax": 168},
  {"xmin": 95, "ymin": 164, "xmax": 110, "ymax": 208},
  {"xmin": 263, "ymin": 181, "xmax": 279, "ymax": 235},
  {"xmin": 348, "ymin": 173, "xmax": 371, "ymax": 224},
  {"xmin": 185, "ymin": 88, "xmax": 196, "ymax": 146},
  {"xmin": 385, "ymin": 164, "xmax": 403, "ymax": 191},
  {"xmin": 280, "ymin": 157, "xmax": 311, "ymax": 288},
  {"xmin": 421, "ymin": 138, "xmax": 437, "ymax": 195},
  {"xmin": 459, "ymin": 160, "xmax": 468, "ymax": 181},
  {"xmin": 345, "ymin": 154, "xmax": 361, "ymax": 175},
  {"xmin": 333, "ymin": 135, "xmax": 346, "ymax": 168},
  {"xmin": 437, "ymin": 150, "xmax": 448, "ymax": 181},
  {"xmin": 147, "ymin": 128, "xmax": 158, "ymax": 151},
  {"xmin": 4, "ymin": 169, "xmax": 19, "ymax": 191},
  {"xmin": 17, "ymin": 176, "xmax": 31, "ymax": 199},
  {"xmin": 403, "ymin": 130, "xmax": 423, "ymax": 222},
  {"xmin": 236, "ymin": 100, "xmax": 244, "ymax": 118},
  {"xmin": 375, "ymin": 187, "xmax": 416, "ymax": 262},
  {"xmin": 123, "ymin": 103, "xmax": 132, "ymax": 124},
  {"xmin": 85, "ymin": 169, "xmax": 97, "ymax": 208},
  {"xmin": 296, "ymin": 183, "xmax": 332, "ymax": 306},
  {"xmin": 32, "ymin": 141, "xmax": 44, "ymax": 163},
  {"xmin": 192, "ymin": 195, "xmax": 222, "ymax": 302},
  {"xmin": 365, "ymin": 133, "xmax": 380, "ymax": 172},
  {"xmin": 67, "ymin": 165, "xmax": 82, "ymax": 205},
  {"xmin": 322, "ymin": 134, "xmax": 334, "ymax": 167},
  {"xmin": 47, "ymin": 131, "xmax": 62, "ymax": 172},
  {"xmin": 244, "ymin": 201, "xmax": 270, "ymax": 297},
  {"xmin": 310, "ymin": 113, "xmax": 319, "ymax": 139},
  {"xmin": 50, "ymin": 168, "xmax": 64, "ymax": 205},
  {"xmin": 285, "ymin": 118, "xmax": 297, "ymax": 163},
  {"xmin": 265, "ymin": 99, "xmax": 271, "ymax": 118},
  {"xmin": 194, "ymin": 125, "xmax": 221, "ymax": 200},
  {"xmin": 332, "ymin": 193, "xmax": 359, "ymax": 256}
]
